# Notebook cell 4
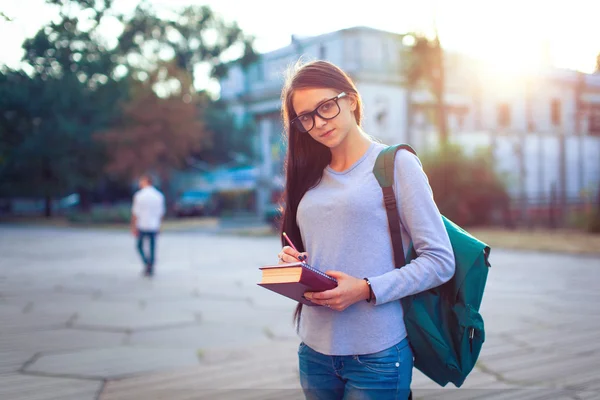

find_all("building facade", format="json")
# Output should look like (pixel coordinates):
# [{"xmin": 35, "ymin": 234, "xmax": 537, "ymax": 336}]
[{"xmin": 219, "ymin": 26, "xmax": 600, "ymax": 219}]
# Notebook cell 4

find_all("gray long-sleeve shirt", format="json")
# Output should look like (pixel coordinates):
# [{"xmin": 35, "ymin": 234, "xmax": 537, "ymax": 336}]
[{"xmin": 297, "ymin": 141, "xmax": 455, "ymax": 356}]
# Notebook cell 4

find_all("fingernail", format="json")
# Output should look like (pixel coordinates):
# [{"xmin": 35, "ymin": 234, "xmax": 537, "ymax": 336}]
[{"xmin": 299, "ymin": 255, "xmax": 305, "ymax": 260}]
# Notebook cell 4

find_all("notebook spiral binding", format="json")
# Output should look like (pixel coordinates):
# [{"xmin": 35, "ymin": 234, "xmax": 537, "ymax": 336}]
[{"xmin": 302, "ymin": 262, "xmax": 338, "ymax": 283}]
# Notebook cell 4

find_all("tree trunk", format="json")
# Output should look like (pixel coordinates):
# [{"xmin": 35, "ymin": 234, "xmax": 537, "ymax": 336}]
[
  {"xmin": 42, "ymin": 158, "xmax": 53, "ymax": 218},
  {"xmin": 78, "ymin": 187, "xmax": 92, "ymax": 213},
  {"xmin": 433, "ymin": 39, "xmax": 448, "ymax": 148},
  {"xmin": 158, "ymin": 171, "xmax": 172, "ymax": 217},
  {"xmin": 596, "ymin": 182, "xmax": 600, "ymax": 215},
  {"xmin": 405, "ymin": 85, "xmax": 414, "ymax": 145},
  {"xmin": 558, "ymin": 130, "xmax": 567, "ymax": 227},
  {"xmin": 589, "ymin": 183, "xmax": 600, "ymax": 233},
  {"xmin": 44, "ymin": 196, "xmax": 52, "ymax": 218},
  {"xmin": 436, "ymin": 94, "xmax": 448, "ymax": 148}
]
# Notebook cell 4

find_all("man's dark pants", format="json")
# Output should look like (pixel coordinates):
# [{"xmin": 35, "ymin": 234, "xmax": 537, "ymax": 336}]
[{"xmin": 137, "ymin": 231, "xmax": 157, "ymax": 275}]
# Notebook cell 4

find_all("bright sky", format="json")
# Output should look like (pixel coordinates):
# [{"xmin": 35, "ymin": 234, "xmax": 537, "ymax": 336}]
[{"xmin": 1, "ymin": 0, "xmax": 599, "ymax": 82}]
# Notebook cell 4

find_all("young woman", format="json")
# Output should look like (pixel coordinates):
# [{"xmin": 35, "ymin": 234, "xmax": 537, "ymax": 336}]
[{"xmin": 276, "ymin": 60, "xmax": 455, "ymax": 400}]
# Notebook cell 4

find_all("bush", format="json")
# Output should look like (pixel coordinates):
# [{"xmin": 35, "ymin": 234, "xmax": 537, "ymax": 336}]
[
  {"xmin": 420, "ymin": 144, "xmax": 510, "ymax": 227},
  {"xmin": 589, "ymin": 212, "xmax": 600, "ymax": 234},
  {"xmin": 66, "ymin": 204, "xmax": 131, "ymax": 224},
  {"xmin": 590, "ymin": 189, "xmax": 600, "ymax": 234}
]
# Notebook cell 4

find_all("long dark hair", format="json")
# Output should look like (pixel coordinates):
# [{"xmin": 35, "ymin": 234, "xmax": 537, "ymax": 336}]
[{"xmin": 279, "ymin": 60, "xmax": 363, "ymax": 329}]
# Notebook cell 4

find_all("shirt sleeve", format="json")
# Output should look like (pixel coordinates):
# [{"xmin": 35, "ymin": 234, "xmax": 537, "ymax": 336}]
[
  {"xmin": 159, "ymin": 193, "xmax": 166, "ymax": 218},
  {"xmin": 132, "ymin": 193, "xmax": 140, "ymax": 217},
  {"xmin": 368, "ymin": 150, "xmax": 455, "ymax": 305}
]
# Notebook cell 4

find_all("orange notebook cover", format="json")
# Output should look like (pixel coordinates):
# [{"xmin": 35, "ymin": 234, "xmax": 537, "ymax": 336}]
[{"xmin": 257, "ymin": 262, "xmax": 338, "ymax": 306}]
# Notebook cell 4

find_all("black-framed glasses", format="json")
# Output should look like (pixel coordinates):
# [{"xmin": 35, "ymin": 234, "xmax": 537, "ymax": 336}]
[{"xmin": 290, "ymin": 92, "xmax": 347, "ymax": 133}]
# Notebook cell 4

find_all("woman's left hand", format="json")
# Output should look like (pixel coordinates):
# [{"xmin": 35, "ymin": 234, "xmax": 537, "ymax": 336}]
[{"xmin": 304, "ymin": 271, "xmax": 370, "ymax": 311}]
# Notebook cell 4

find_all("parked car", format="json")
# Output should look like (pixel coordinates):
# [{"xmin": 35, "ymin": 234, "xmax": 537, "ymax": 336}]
[{"xmin": 173, "ymin": 190, "xmax": 218, "ymax": 217}]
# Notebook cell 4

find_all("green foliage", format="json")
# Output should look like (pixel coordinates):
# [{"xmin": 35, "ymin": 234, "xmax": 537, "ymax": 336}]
[
  {"xmin": 0, "ymin": 67, "xmax": 127, "ymax": 200},
  {"xmin": 403, "ymin": 33, "xmax": 448, "ymax": 146},
  {"xmin": 568, "ymin": 208, "xmax": 600, "ymax": 233},
  {"xmin": 420, "ymin": 144, "xmax": 510, "ymax": 227},
  {"xmin": 115, "ymin": 2, "xmax": 258, "ymax": 88},
  {"xmin": 1, "ymin": 0, "xmax": 128, "ymax": 207},
  {"xmin": 95, "ymin": 74, "xmax": 206, "ymax": 185},
  {"xmin": 403, "ymin": 35, "xmax": 442, "ymax": 89},
  {"xmin": 66, "ymin": 204, "xmax": 131, "ymax": 224},
  {"xmin": 194, "ymin": 98, "xmax": 256, "ymax": 165},
  {"xmin": 591, "ymin": 187, "xmax": 600, "ymax": 233},
  {"xmin": 589, "ymin": 213, "xmax": 600, "ymax": 234},
  {"xmin": 0, "ymin": 0, "xmax": 258, "ymax": 216}
]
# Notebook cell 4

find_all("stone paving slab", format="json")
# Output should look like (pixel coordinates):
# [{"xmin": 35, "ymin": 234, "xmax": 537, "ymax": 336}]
[
  {"xmin": 0, "ymin": 292, "xmax": 98, "ymax": 310},
  {"xmin": 474, "ymin": 338, "xmax": 531, "ymax": 361},
  {"xmin": 415, "ymin": 388, "xmax": 582, "ymax": 400},
  {"xmin": 0, "ymin": 350, "xmax": 34, "ymax": 374},
  {"xmin": 100, "ymin": 340, "xmax": 301, "ymax": 400},
  {"xmin": 554, "ymin": 368, "xmax": 600, "ymax": 390},
  {"xmin": 2, "ymin": 226, "xmax": 600, "ymax": 400},
  {"xmin": 24, "ymin": 347, "xmax": 201, "ymax": 380},
  {"xmin": 128, "ymin": 323, "xmax": 270, "ymax": 350},
  {"xmin": 0, "ymin": 373, "xmax": 101, "ymax": 400},
  {"xmin": 578, "ymin": 391, "xmax": 600, "ymax": 400},
  {"xmin": 238, "ymin": 286, "xmax": 300, "ymax": 311},
  {"xmin": 0, "ymin": 328, "xmax": 126, "ymax": 354},
  {"xmin": 499, "ymin": 351, "xmax": 600, "ymax": 386},
  {"xmin": 0, "ymin": 305, "xmax": 73, "ymax": 334},
  {"xmin": 71, "ymin": 302, "xmax": 197, "ymax": 331},
  {"xmin": 186, "ymin": 298, "xmax": 293, "ymax": 327},
  {"xmin": 509, "ymin": 329, "xmax": 600, "ymax": 353},
  {"xmin": 474, "ymin": 314, "xmax": 542, "ymax": 335}
]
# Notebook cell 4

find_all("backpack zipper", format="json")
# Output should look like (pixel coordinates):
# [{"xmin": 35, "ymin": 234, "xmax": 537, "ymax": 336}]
[{"xmin": 469, "ymin": 328, "xmax": 475, "ymax": 352}]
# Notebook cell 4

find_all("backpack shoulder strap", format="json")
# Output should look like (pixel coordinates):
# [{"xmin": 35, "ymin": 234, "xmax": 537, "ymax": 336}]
[{"xmin": 373, "ymin": 144, "xmax": 417, "ymax": 269}]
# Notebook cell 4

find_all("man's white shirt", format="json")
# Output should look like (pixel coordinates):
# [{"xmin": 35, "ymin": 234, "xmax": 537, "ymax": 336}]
[{"xmin": 132, "ymin": 186, "xmax": 165, "ymax": 232}]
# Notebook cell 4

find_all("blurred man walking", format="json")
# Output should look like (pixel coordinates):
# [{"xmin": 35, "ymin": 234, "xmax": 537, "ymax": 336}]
[{"xmin": 131, "ymin": 175, "xmax": 165, "ymax": 277}]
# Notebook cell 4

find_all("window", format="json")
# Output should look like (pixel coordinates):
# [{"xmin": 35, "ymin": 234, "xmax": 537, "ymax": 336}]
[{"xmin": 319, "ymin": 44, "xmax": 326, "ymax": 60}]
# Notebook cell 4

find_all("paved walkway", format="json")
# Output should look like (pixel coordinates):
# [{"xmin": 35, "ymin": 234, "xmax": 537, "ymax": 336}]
[{"xmin": 0, "ymin": 225, "xmax": 599, "ymax": 399}]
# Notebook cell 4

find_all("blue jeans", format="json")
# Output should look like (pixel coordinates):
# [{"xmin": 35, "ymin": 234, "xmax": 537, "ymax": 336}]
[
  {"xmin": 136, "ymin": 231, "xmax": 157, "ymax": 273},
  {"xmin": 298, "ymin": 337, "xmax": 413, "ymax": 400}
]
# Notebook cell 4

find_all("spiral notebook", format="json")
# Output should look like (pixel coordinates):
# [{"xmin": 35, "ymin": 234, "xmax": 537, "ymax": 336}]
[{"xmin": 257, "ymin": 261, "xmax": 338, "ymax": 306}]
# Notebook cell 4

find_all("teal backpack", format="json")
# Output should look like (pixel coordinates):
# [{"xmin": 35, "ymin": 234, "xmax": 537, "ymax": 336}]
[{"xmin": 373, "ymin": 144, "xmax": 491, "ymax": 388}]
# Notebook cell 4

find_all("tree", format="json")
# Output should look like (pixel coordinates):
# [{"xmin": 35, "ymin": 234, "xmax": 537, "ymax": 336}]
[
  {"xmin": 1, "ymin": 0, "xmax": 258, "ymax": 216},
  {"xmin": 95, "ymin": 69, "xmax": 207, "ymax": 208},
  {"xmin": 403, "ymin": 34, "xmax": 448, "ymax": 147},
  {"xmin": 194, "ymin": 97, "xmax": 255, "ymax": 165},
  {"xmin": 114, "ymin": 2, "xmax": 257, "ymax": 92},
  {"xmin": 420, "ymin": 144, "xmax": 510, "ymax": 227},
  {"xmin": 0, "ymin": 65, "xmax": 126, "ymax": 215},
  {"xmin": 595, "ymin": 52, "xmax": 600, "ymax": 74},
  {"xmin": 11, "ymin": 1, "xmax": 127, "ymax": 215},
  {"xmin": 0, "ymin": 70, "xmax": 42, "ymax": 199}
]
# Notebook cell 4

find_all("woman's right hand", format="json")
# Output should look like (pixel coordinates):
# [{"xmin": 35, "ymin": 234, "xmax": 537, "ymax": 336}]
[{"xmin": 277, "ymin": 246, "xmax": 309, "ymax": 264}]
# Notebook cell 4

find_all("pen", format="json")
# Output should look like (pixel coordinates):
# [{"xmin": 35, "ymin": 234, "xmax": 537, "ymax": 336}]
[
  {"xmin": 282, "ymin": 232, "xmax": 298, "ymax": 252},
  {"xmin": 283, "ymin": 232, "xmax": 306, "ymax": 262}
]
